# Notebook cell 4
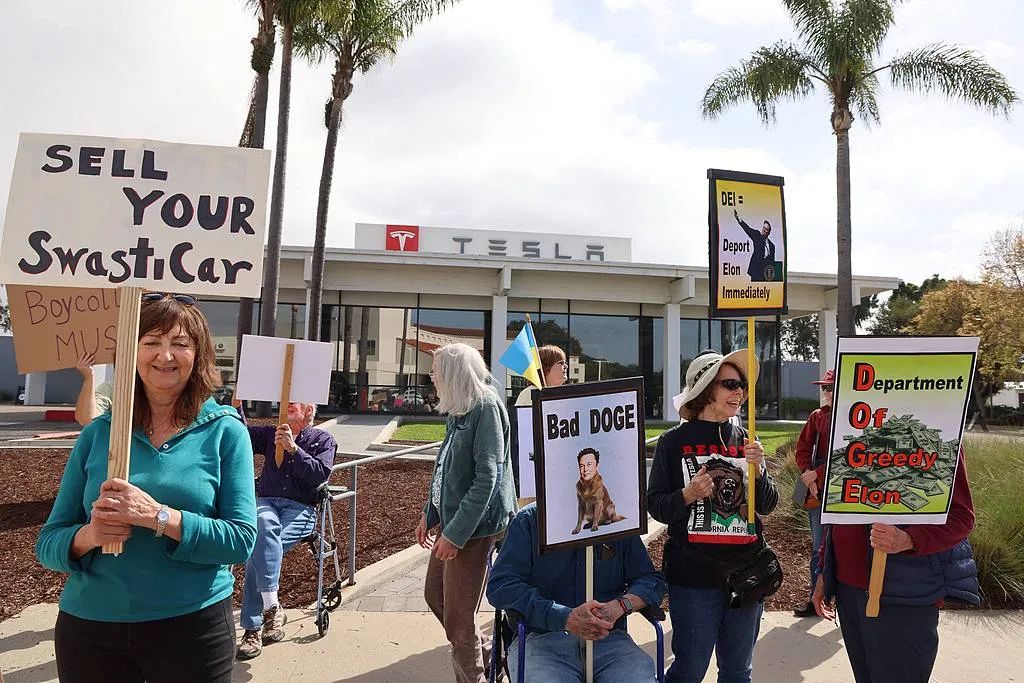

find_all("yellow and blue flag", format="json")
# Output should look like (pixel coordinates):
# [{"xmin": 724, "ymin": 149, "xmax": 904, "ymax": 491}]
[{"xmin": 500, "ymin": 322, "xmax": 544, "ymax": 388}]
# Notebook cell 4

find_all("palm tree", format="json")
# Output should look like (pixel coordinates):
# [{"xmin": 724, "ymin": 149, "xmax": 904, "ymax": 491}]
[
  {"xmin": 701, "ymin": 0, "xmax": 1017, "ymax": 335},
  {"xmin": 236, "ymin": 0, "xmax": 278, "ymax": 378},
  {"xmin": 259, "ymin": 0, "xmax": 324, "ymax": 348},
  {"xmin": 296, "ymin": 0, "xmax": 459, "ymax": 341}
]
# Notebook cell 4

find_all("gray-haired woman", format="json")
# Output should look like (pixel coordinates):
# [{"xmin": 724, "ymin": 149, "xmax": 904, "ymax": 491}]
[{"xmin": 414, "ymin": 343, "xmax": 516, "ymax": 683}]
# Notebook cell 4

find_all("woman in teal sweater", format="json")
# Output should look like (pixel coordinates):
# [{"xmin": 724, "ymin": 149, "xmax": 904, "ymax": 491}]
[
  {"xmin": 415, "ymin": 343, "xmax": 516, "ymax": 683},
  {"xmin": 37, "ymin": 294, "xmax": 257, "ymax": 683}
]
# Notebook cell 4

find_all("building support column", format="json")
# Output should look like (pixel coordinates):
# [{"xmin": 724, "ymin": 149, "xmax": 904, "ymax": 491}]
[
  {"xmin": 25, "ymin": 372, "xmax": 47, "ymax": 405},
  {"xmin": 490, "ymin": 294, "xmax": 508, "ymax": 398},
  {"xmin": 818, "ymin": 309, "xmax": 838, "ymax": 375},
  {"xmin": 663, "ymin": 303, "xmax": 680, "ymax": 422}
]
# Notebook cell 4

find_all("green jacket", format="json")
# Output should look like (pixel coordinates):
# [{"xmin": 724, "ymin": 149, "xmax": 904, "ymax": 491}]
[
  {"xmin": 36, "ymin": 398, "xmax": 257, "ymax": 622},
  {"xmin": 424, "ymin": 393, "xmax": 516, "ymax": 548}
]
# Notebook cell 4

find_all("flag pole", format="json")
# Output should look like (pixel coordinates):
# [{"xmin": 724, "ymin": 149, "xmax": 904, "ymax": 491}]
[{"xmin": 747, "ymin": 317, "xmax": 756, "ymax": 534}]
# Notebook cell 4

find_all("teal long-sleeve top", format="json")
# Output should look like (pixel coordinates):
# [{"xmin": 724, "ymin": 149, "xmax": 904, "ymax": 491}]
[{"xmin": 36, "ymin": 398, "xmax": 257, "ymax": 622}]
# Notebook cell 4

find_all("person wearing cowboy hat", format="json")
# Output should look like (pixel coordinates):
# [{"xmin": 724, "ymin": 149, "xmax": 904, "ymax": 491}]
[
  {"xmin": 792, "ymin": 369, "xmax": 834, "ymax": 618},
  {"xmin": 648, "ymin": 350, "xmax": 779, "ymax": 683}
]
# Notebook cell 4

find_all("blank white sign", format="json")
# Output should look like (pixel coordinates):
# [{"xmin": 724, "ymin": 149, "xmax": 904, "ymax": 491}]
[{"xmin": 235, "ymin": 334, "xmax": 333, "ymax": 404}]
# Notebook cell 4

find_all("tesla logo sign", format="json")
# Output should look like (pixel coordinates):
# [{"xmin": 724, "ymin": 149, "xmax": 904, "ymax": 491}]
[{"xmin": 386, "ymin": 225, "xmax": 419, "ymax": 251}]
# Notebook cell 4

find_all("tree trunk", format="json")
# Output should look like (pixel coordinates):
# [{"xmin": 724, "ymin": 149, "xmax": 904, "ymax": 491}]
[
  {"xmin": 236, "ymin": 16, "xmax": 276, "ymax": 385},
  {"xmin": 307, "ymin": 74, "xmax": 348, "ymax": 341},
  {"xmin": 260, "ymin": 23, "xmax": 293, "ymax": 344},
  {"xmin": 397, "ymin": 308, "xmax": 409, "ymax": 390},
  {"xmin": 835, "ymin": 127, "xmax": 854, "ymax": 336}
]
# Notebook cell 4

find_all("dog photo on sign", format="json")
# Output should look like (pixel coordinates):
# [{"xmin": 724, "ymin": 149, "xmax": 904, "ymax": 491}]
[{"xmin": 571, "ymin": 448, "xmax": 626, "ymax": 534}]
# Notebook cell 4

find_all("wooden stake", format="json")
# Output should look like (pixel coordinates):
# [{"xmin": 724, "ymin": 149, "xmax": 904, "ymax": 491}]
[
  {"xmin": 746, "ymin": 317, "xmax": 756, "ymax": 529},
  {"xmin": 275, "ymin": 343, "xmax": 296, "ymax": 466},
  {"xmin": 585, "ymin": 544, "xmax": 594, "ymax": 683},
  {"xmin": 102, "ymin": 286, "xmax": 143, "ymax": 556},
  {"xmin": 867, "ymin": 551, "xmax": 887, "ymax": 617}
]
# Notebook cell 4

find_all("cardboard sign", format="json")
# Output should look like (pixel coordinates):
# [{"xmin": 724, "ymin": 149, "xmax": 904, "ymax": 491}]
[
  {"xmin": 708, "ymin": 168, "xmax": 788, "ymax": 317},
  {"xmin": 0, "ymin": 133, "xmax": 271, "ymax": 297},
  {"xmin": 235, "ymin": 334, "xmax": 333, "ymax": 404},
  {"xmin": 514, "ymin": 404, "xmax": 537, "ymax": 498},
  {"xmin": 821, "ymin": 336, "xmax": 978, "ymax": 525},
  {"xmin": 6, "ymin": 284, "xmax": 119, "ymax": 373},
  {"xmin": 533, "ymin": 378, "xmax": 647, "ymax": 553}
]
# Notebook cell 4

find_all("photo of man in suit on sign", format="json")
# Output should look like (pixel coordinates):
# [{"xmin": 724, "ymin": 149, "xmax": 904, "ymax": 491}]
[{"xmin": 734, "ymin": 209, "xmax": 779, "ymax": 282}]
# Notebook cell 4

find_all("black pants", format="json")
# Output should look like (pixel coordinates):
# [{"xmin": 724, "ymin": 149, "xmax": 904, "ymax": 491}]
[
  {"xmin": 836, "ymin": 582, "xmax": 939, "ymax": 683},
  {"xmin": 55, "ymin": 597, "xmax": 236, "ymax": 683}
]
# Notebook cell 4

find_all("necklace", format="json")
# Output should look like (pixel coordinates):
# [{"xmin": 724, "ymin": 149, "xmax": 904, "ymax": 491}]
[{"xmin": 146, "ymin": 420, "xmax": 183, "ymax": 437}]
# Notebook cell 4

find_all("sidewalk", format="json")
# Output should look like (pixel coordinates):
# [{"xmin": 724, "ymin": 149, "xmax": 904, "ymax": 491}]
[{"xmin": 3, "ymin": 598, "xmax": 1022, "ymax": 682}]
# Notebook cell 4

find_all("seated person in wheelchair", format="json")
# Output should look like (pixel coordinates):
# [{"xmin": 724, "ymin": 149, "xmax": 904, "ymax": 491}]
[
  {"xmin": 233, "ymin": 398, "xmax": 336, "ymax": 660},
  {"xmin": 486, "ymin": 504, "xmax": 666, "ymax": 682}
]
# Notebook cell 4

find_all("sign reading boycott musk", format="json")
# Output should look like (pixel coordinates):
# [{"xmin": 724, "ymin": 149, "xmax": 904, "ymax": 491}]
[
  {"xmin": 0, "ymin": 133, "xmax": 271, "ymax": 296},
  {"xmin": 6, "ymin": 284, "xmax": 121, "ymax": 373}
]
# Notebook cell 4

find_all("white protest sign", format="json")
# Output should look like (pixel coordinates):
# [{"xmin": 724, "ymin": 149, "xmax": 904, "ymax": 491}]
[
  {"xmin": 534, "ymin": 378, "xmax": 647, "ymax": 553},
  {"xmin": 515, "ymin": 405, "xmax": 537, "ymax": 498},
  {"xmin": 235, "ymin": 335, "xmax": 333, "ymax": 404},
  {"xmin": 0, "ymin": 133, "xmax": 271, "ymax": 297}
]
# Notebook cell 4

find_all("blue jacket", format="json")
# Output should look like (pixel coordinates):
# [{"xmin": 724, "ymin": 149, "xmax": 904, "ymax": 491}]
[
  {"xmin": 36, "ymin": 398, "xmax": 257, "ymax": 622},
  {"xmin": 486, "ymin": 505, "xmax": 666, "ymax": 634},
  {"xmin": 821, "ymin": 526, "xmax": 980, "ymax": 607}
]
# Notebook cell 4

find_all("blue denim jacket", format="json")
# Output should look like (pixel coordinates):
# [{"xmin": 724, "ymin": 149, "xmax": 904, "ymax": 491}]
[{"xmin": 487, "ymin": 505, "xmax": 666, "ymax": 634}]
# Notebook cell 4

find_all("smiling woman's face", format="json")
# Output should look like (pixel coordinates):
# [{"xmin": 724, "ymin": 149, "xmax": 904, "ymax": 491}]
[
  {"xmin": 136, "ymin": 324, "xmax": 195, "ymax": 397},
  {"xmin": 710, "ymin": 364, "xmax": 745, "ymax": 418}
]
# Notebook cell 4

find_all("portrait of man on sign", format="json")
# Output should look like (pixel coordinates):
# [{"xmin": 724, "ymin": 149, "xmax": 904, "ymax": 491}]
[{"xmin": 734, "ymin": 209, "xmax": 779, "ymax": 282}]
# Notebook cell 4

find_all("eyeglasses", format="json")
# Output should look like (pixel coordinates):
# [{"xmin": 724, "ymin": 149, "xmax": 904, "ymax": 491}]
[
  {"xmin": 141, "ymin": 293, "xmax": 197, "ymax": 306},
  {"xmin": 717, "ymin": 378, "xmax": 748, "ymax": 391},
  {"xmin": 557, "ymin": 361, "xmax": 569, "ymax": 370},
  {"xmin": 822, "ymin": 385, "xmax": 834, "ymax": 393}
]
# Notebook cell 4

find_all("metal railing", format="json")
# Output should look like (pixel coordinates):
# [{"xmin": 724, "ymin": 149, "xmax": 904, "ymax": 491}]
[
  {"xmin": 321, "ymin": 440, "xmax": 443, "ymax": 586},
  {"xmin": 325, "ymin": 433, "xmax": 663, "ymax": 586}
]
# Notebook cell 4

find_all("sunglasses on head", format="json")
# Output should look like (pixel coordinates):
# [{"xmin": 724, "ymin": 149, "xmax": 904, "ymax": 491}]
[
  {"xmin": 717, "ymin": 378, "xmax": 748, "ymax": 391},
  {"xmin": 141, "ymin": 292, "xmax": 197, "ymax": 306}
]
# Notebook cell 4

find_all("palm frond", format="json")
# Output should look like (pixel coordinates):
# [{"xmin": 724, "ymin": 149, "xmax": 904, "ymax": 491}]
[
  {"xmin": 353, "ymin": 0, "xmax": 460, "ymax": 69},
  {"xmin": 835, "ymin": 0, "xmax": 896, "ymax": 60},
  {"xmin": 701, "ymin": 42, "xmax": 819, "ymax": 124},
  {"xmin": 850, "ymin": 70, "xmax": 881, "ymax": 126},
  {"xmin": 886, "ymin": 43, "xmax": 1019, "ymax": 115},
  {"xmin": 781, "ymin": 0, "xmax": 835, "ymax": 57}
]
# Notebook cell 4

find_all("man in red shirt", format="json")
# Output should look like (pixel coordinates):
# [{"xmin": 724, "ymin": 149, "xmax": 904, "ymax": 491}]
[{"xmin": 792, "ymin": 369, "xmax": 834, "ymax": 617}]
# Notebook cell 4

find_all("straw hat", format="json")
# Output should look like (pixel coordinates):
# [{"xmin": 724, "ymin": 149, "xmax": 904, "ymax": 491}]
[{"xmin": 671, "ymin": 349, "xmax": 760, "ymax": 416}]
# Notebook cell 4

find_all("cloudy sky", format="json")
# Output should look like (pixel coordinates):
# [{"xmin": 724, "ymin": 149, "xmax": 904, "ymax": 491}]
[{"xmin": 1, "ymin": 0, "xmax": 1022, "ymax": 286}]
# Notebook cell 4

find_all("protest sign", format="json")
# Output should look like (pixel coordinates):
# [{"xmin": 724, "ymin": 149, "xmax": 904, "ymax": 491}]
[
  {"xmin": 707, "ymin": 169, "xmax": 788, "ymax": 317},
  {"xmin": 6, "ymin": 284, "xmax": 119, "ymax": 373},
  {"xmin": 235, "ymin": 334, "xmax": 333, "ymax": 405},
  {"xmin": 514, "ymin": 404, "xmax": 537, "ymax": 499},
  {"xmin": 0, "ymin": 133, "xmax": 271, "ymax": 297},
  {"xmin": 533, "ymin": 378, "xmax": 646, "ymax": 553},
  {"xmin": 821, "ymin": 336, "xmax": 978, "ymax": 525}
]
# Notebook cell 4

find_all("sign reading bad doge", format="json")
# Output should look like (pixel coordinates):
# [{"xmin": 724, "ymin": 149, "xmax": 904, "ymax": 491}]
[{"xmin": 0, "ymin": 133, "xmax": 271, "ymax": 296}]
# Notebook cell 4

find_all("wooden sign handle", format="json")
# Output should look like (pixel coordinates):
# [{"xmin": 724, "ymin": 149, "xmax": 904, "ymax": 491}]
[
  {"xmin": 102, "ymin": 286, "xmax": 143, "ymax": 556},
  {"xmin": 585, "ymin": 544, "xmax": 594, "ymax": 683},
  {"xmin": 275, "ymin": 343, "xmax": 296, "ymax": 467},
  {"xmin": 866, "ymin": 550, "xmax": 887, "ymax": 617},
  {"xmin": 746, "ymin": 317, "xmax": 756, "ymax": 528}
]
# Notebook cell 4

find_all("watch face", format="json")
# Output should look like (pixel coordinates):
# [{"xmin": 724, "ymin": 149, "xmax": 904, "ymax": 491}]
[{"xmin": 157, "ymin": 509, "xmax": 170, "ymax": 522}]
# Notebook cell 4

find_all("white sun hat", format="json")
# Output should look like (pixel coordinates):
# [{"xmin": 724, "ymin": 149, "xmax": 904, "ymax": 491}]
[{"xmin": 671, "ymin": 349, "xmax": 760, "ymax": 417}]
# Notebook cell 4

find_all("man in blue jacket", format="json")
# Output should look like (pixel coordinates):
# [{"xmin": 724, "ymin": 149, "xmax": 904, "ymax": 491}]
[
  {"xmin": 487, "ymin": 505, "xmax": 666, "ymax": 682},
  {"xmin": 234, "ymin": 399, "xmax": 336, "ymax": 660}
]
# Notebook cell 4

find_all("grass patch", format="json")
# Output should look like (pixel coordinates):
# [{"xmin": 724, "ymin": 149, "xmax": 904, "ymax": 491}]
[
  {"xmin": 767, "ymin": 433, "xmax": 1024, "ymax": 609},
  {"xmin": 391, "ymin": 421, "xmax": 445, "ymax": 442}
]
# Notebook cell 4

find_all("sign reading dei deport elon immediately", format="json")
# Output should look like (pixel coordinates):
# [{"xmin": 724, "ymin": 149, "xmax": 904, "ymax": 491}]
[
  {"xmin": 0, "ymin": 133, "xmax": 271, "ymax": 297},
  {"xmin": 707, "ymin": 169, "xmax": 788, "ymax": 317}
]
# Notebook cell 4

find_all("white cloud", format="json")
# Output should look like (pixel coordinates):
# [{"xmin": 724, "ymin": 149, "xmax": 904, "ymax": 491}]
[
  {"xmin": 675, "ymin": 39, "xmax": 716, "ymax": 57},
  {"xmin": 689, "ymin": 0, "xmax": 788, "ymax": 26}
]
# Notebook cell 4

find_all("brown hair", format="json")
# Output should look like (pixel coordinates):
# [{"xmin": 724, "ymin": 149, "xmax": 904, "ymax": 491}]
[
  {"xmin": 133, "ymin": 297, "xmax": 220, "ymax": 429},
  {"xmin": 538, "ymin": 345, "xmax": 567, "ymax": 374},
  {"xmin": 680, "ymin": 361, "xmax": 746, "ymax": 420}
]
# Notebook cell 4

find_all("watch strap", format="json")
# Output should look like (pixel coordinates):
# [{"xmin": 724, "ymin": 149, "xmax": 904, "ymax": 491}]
[{"xmin": 154, "ymin": 505, "xmax": 169, "ymax": 538}]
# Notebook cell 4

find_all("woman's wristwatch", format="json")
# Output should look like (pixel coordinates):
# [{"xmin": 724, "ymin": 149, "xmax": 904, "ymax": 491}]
[
  {"xmin": 154, "ymin": 505, "xmax": 170, "ymax": 538},
  {"xmin": 617, "ymin": 596, "xmax": 634, "ymax": 616}
]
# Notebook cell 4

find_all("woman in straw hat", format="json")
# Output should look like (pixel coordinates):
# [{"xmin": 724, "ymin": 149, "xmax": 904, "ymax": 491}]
[{"xmin": 648, "ymin": 350, "xmax": 779, "ymax": 683}]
